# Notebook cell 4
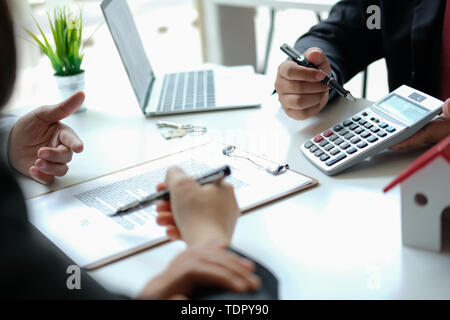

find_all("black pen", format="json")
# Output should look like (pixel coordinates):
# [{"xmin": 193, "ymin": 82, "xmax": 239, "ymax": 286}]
[
  {"xmin": 272, "ymin": 43, "xmax": 355, "ymax": 102},
  {"xmin": 110, "ymin": 165, "xmax": 231, "ymax": 216}
]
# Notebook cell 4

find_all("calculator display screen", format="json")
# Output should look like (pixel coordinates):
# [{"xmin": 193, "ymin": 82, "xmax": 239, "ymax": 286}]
[{"xmin": 376, "ymin": 94, "xmax": 428, "ymax": 125}]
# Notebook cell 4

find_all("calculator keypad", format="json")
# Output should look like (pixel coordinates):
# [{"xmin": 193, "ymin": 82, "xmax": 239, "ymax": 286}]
[{"xmin": 302, "ymin": 109, "xmax": 400, "ymax": 169}]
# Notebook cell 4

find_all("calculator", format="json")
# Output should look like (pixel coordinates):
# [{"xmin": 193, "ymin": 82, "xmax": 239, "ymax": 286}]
[{"xmin": 301, "ymin": 85, "xmax": 444, "ymax": 175}]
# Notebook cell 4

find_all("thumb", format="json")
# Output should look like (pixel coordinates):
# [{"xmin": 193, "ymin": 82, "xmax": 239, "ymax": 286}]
[
  {"xmin": 304, "ymin": 47, "xmax": 331, "ymax": 74},
  {"xmin": 442, "ymin": 98, "xmax": 450, "ymax": 118},
  {"xmin": 34, "ymin": 91, "xmax": 85, "ymax": 124}
]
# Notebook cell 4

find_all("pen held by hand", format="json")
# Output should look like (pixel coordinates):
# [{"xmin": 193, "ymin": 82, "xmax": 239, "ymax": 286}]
[
  {"xmin": 110, "ymin": 165, "xmax": 231, "ymax": 216},
  {"xmin": 279, "ymin": 43, "xmax": 355, "ymax": 102}
]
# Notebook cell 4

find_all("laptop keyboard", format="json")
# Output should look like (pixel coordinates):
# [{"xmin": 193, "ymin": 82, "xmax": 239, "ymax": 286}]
[{"xmin": 157, "ymin": 70, "xmax": 216, "ymax": 112}]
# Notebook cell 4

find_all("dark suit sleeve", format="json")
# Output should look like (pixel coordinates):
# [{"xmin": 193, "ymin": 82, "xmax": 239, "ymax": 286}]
[
  {"xmin": 0, "ymin": 164, "xmax": 125, "ymax": 299},
  {"xmin": 190, "ymin": 247, "xmax": 278, "ymax": 300},
  {"xmin": 295, "ymin": 0, "xmax": 383, "ymax": 89}
]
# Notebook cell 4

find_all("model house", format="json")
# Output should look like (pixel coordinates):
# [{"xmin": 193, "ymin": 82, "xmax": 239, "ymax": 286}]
[{"xmin": 384, "ymin": 135, "xmax": 450, "ymax": 252}]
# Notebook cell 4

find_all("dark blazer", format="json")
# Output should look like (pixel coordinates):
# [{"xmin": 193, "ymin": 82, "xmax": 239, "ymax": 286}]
[
  {"xmin": 295, "ymin": 0, "xmax": 446, "ymax": 98},
  {"xmin": 0, "ymin": 161, "xmax": 120, "ymax": 299}
]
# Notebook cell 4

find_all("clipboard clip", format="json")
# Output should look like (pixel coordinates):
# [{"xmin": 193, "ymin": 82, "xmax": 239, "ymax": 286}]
[{"xmin": 222, "ymin": 145, "xmax": 289, "ymax": 176}]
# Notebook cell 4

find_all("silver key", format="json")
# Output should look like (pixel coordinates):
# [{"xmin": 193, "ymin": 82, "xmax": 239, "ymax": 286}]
[
  {"xmin": 156, "ymin": 121, "xmax": 182, "ymax": 129},
  {"xmin": 161, "ymin": 128, "xmax": 187, "ymax": 140},
  {"xmin": 156, "ymin": 121, "xmax": 207, "ymax": 134}
]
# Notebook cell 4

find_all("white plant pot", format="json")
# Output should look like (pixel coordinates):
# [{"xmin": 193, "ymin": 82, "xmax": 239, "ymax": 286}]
[{"xmin": 54, "ymin": 71, "xmax": 86, "ymax": 112}]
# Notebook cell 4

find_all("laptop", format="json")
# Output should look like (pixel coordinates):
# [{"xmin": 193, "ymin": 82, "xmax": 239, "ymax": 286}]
[{"xmin": 101, "ymin": 0, "xmax": 261, "ymax": 116}]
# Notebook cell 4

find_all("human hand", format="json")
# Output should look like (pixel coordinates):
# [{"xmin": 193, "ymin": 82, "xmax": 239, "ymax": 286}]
[
  {"xmin": 275, "ymin": 47, "xmax": 331, "ymax": 120},
  {"xmin": 138, "ymin": 244, "xmax": 260, "ymax": 300},
  {"xmin": 8, "ymin": 92, "xmax": 85, "ymax": 185},
  {"xmin": 390, "ymin": 98, "xmax": 450, "ymax": 150},
  {"xmin": 155, "ymin": 167, "xmax": 240, "ymax": 247}
]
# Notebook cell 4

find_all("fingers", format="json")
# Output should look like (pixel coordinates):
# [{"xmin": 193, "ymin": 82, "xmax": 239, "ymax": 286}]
[
  {"xmin": 276, "ymin": 77, "xmax": 329, "ymax": 95},
  {"xmin": 29, "ymin": 166, "xmax": 55, "ymax": 185},
  {"xmin": 278, "ymin": 60, "xmax": 325, "ymax": 82},
  {"xmin": 34, "ymin": 158, "xmax": 68, "ymax": 177},
  {"xmin": 156, "ymin": 211, "xmax": 175, "ymax": 226},
  {"xmin": 59, "ymin": 125, "xmax": 84, "ymax": 153},
  {"xmin": 283, "ymin": 92, "xmax": 329, "ymax": 120},
  {"xmin": 442, "ymin": 98, "xmax": 450, "ymax": 118},
  {"xmin": 156, "ymin": 182, "xmax": 167, "ymax": 192},
  {"xmin": 282, "ymin": 92, "xmax": 329, "ymax": 110},
  {"xmin": 38, "ymin": 144, "xmax": 73, "ymax": 164},
  {"xmin": 166, "ymin": 225, "xmax": 182, "ymax": 240},
  {"xmin": 33, "ymin": 92, "xmax": 85, "ymax": 124},
  {"xmin": 156, "ymin": 200, "xmax": 171, "ymax": 213},
  {"xmin": 165, "ymin": 166, "xmax": 199, "ymax": 192},
  {"xmin": 193, "ymin": 251, "xmax": 261, "ymax": 293},
  {"xmin": 390, "ymin": 118, "xmax": 450, "ymax": 150},
  {"xmin": 275, "ymin": 47, "xmax": 332, "ymax": 121}
]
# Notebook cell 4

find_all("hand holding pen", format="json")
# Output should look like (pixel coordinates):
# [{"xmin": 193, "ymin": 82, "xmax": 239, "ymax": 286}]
[
  {"xmin": 274, "ymin": 44, "xmax": 355, "ymax": 120},
  {"xmin": 155, "ymin": 166, "xmax": 241, "ymax": 247}
]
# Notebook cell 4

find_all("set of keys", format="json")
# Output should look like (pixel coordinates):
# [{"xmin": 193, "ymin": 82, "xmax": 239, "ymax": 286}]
[{"xmin": 156, "ymin": 121, "xmax": 207, "ymax": 140}]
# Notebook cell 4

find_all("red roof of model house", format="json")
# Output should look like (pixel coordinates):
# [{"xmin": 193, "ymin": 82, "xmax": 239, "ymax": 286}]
[{"xmin": 384, "ymin": 134, "xmax": 450, "ymax": 193}]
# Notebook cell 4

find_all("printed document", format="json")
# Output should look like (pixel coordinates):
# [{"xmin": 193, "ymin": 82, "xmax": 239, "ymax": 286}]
[{"xmin": 26, "ymin": 143, "xmax": 312, "ymax": 268}]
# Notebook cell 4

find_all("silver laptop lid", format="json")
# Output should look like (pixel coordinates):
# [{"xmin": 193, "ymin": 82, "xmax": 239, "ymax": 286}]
[{"xmin": 101, "ymin": 0, "xmax": 153, "ymax": 111}]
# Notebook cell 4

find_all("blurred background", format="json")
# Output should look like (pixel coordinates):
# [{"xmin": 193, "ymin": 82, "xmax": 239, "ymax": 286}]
[{"xmin": 6, "ymin": 0, "xmax": 388, "ymax": 110}]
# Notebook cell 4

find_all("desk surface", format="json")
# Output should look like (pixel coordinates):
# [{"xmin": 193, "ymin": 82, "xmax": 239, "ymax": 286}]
[{"xmin": 11, "ymin": 62, "xmax": 450, "ymax": 299}]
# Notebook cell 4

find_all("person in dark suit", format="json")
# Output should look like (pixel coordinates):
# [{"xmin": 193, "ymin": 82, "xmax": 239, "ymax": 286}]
[
  {"xmin": 0, "ymin": 0, "xmax": 265, "ymax": 299},
  {"xmin": 275, "ymin": 0, "xmax": 450, "ymax": 150}
]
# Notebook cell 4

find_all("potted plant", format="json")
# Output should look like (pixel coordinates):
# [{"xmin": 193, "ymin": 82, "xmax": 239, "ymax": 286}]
[{"xmin": 25, "ymin": 7, "xmax": 86, "ymax": 112}]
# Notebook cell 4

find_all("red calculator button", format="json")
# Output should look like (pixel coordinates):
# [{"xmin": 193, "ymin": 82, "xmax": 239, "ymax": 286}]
[
  {"xmin": 314, "ymin": 135, "xmax": 324, "ymax": 143},
  {"xmin": 323, "ymin": 130, "xmax": 333, "ymax": 137}
]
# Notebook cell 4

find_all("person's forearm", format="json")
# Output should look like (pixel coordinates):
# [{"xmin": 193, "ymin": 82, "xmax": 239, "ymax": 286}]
[
  {"xmin": 0, "ymin": 114, "xmax": 17, "ymax": 166},
  {"xmin": 294, "ymin": 0, "xmax": 383, "ymax": 86}
]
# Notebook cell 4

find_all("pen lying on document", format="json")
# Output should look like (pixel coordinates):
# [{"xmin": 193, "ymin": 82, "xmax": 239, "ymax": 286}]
[
  {"xmin": 273, "ymin": 43, "xmax": 355, "ymax": 102},
  {"xmin": 110, "ymin": 165, "xmax": 231, "ymax": 216}
]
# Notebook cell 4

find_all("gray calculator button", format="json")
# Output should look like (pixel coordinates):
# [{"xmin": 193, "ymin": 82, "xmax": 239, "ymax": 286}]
[
  {"xmin": 352, "ymin": 115, "xmax": 361, "ymax": 122},
  {"xmin": 330, "ymin": 148, "xmax": 340, "ymax": 156},
  {"xmin": 364, "ymin": 123, "xmax": 373, "ymax": 129},
  {"xmin": 333, "ymin": 124, "xmax": 344, "ymax": 132},
  {"xmin": 367, "ymin": 136, "xmax": 378, "ymax": 143},
  {"xmin": 355, "ymin": 127, "xmax": 364, "ymax": 134},
  {"xmin": 350, "ymin": 137, "xmax": 361, "ymax": 144},
  {"xmin": 370, "ymin": 126, "xmax": 380, "ymax": 133},
  {"xmin": 347, "ymin": 147, "xmax": 357, "ymax": 154},
  {"xmin": 360, "ymin": 131, "xmax": 371, "ymax": 138},
  {"xmin": 314, "ymin": 149, "xmax": 324, "ymax": 157},
  {"xmin": 344, "ymin": 132, "xmax": 355, "ymax": 140},
  {"xmin": 340, "ymin": 142, "xmax": 351, "ymax": 150},
  {"xmin": 334, "ymin": 138, "xmax": 344, "ymax": 145},
  {"xmin": 319, "ymin": 140, "xmax": 329, "ymax": 147},
  {"xmin": 320, "ymin": 154, "xmax": 330, "ymax": 161},
  {"xmin": 324, "ymin": 144, "xmax": 334, "ymax": 151},
  {"xmin": 357, "ymin": 141, "xmax": 368, "ymax": 148},
  {"xmin": 379, "ymin": 122, "xmax": 388, "ymax": 129},
  {"xmin": 343, "ymin": 120, "xmax": 353, "ymax": 127},
  {"xmin": 304, "ymin": 141, "xmax": 314, "ymax": 149},
  {"xmin": 359, "ymin": 119, "xmax": 367, "ymax": 125},
  {"xmin": 349, "ymin": 124, "xmax": 359, "ymax": 130},
  {"xmin": 339, "ymin": 129, "xmax": 349, "ymax": 136},
  {"xmin": 377, "ymin": 131, "xmax": 387, "ymax": 137},
  {"xmin": 328, "ymin": 134, "xmax": 338, "ymax": 142},
  {"xmin": 310, "ymin": 145, "xmax": 319, "ymax": 153},
  {"xmin": 326, "ymin": 153, "xmax": 347, "ymax": 166},
  {"xmin": 386, "ymin": 126, "xmax": 396, "ymax": 133}
]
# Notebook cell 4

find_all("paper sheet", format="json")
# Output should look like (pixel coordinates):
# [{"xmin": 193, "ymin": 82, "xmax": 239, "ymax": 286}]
[{"xmin": 26, "ymin": 143, "xmax": 312, "ymax": 268}]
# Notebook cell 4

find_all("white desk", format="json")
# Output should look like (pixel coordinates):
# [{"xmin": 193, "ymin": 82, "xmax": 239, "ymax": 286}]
[
  {"xmin": 11, "ymin": 58, "xmax": 450, "ymax": 299},
  {"xmin": 198, "ymin": 0, "xmax": 338, "ymax": 68}
]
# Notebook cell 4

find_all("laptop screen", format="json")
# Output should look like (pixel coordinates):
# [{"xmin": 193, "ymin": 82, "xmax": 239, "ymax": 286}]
[{"xmin": 101, "ymin": 0, "xmax": 154, "ymax": 109}]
